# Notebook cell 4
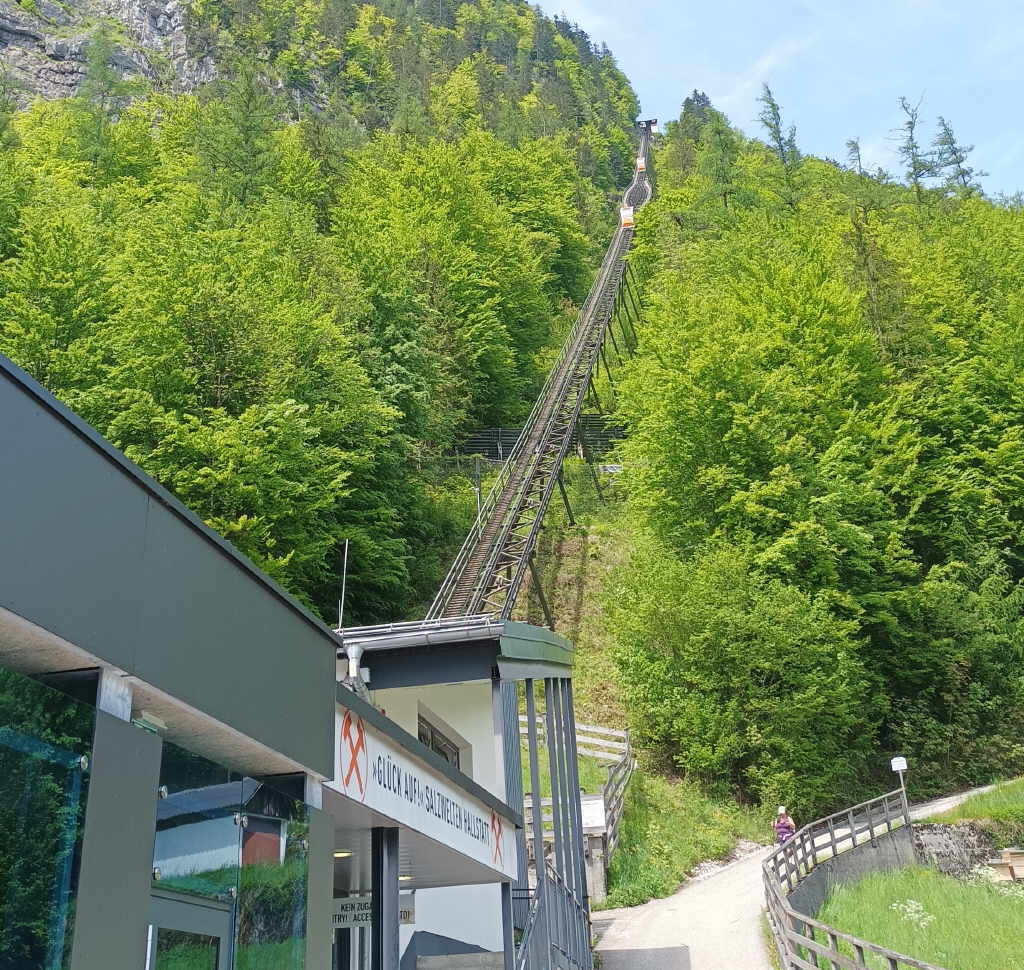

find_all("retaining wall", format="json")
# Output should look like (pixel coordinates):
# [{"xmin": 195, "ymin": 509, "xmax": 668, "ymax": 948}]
[{"xmin": 787, "ymin": 825, "xmax": 916, "ymax": 917}]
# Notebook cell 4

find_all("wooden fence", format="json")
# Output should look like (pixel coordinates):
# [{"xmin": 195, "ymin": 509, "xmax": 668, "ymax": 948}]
[
  {"xmin": 763, "ymin": 789, "xmax": 949, "ymax": 970},
  {"xmin": 520, "ymin": 717, "xmax": 633, "ymax": 857}
]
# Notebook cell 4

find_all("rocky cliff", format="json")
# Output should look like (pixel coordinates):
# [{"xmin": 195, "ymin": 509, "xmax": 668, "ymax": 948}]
[{"xmin": 0, "ymin": 0, "xmax": 215, "ymax": 102}]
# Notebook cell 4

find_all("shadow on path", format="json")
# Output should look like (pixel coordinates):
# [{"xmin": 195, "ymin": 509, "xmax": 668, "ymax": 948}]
[{"xmin": 598, "ymin": 947, "xmax": 690, "ymax": 970}]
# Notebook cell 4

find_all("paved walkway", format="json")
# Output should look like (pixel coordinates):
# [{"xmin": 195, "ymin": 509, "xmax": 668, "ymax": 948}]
[{"xmin": 592, "ymin": 784, "xmax": 998, "ymax": 970}]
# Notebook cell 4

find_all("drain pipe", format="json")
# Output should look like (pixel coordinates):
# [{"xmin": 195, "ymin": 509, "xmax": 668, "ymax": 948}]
[{"xmin": 340, "ymin": 639, "xmax": 371, "ymax": 700}]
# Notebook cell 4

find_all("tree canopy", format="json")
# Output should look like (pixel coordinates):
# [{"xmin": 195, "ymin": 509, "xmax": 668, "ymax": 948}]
[
  {"xmin": 612, "ymin": 93, "xmax": 1024, "ymax": 815},
  {"xmin": 0, "ymin": 9, "xmax": 639, "ymax": 624}
]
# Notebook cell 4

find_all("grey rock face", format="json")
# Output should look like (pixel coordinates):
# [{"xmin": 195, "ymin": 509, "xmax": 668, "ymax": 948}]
[
  {"xmin": 0, "ymin": 0, "xmax": 217, "ymax": 102},
  {"xmin": 912, "ymin": 822, "xmax": 997, "ymax": 877}
]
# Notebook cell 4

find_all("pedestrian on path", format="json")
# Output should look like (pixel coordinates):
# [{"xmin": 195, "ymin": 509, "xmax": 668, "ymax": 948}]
[{"xmin": 773, "ymin": 806, "xmax": 796, "ymax": 844}]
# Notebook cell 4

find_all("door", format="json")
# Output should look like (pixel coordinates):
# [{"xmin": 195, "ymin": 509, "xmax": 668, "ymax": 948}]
[{"xmin": 146, "ymin": 888, "xmax": 234, "ymax": 970}]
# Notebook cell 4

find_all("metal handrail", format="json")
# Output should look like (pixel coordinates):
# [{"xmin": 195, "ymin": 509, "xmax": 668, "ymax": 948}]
[{"xmin": 763, "ymin": 790, "xmax": 948, "ymax": 970}]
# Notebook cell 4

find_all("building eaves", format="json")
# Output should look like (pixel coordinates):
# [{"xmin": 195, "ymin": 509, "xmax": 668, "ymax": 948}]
[{"xmin": 0, "ymin": 354, "xmax": 339, "ymax": 653}]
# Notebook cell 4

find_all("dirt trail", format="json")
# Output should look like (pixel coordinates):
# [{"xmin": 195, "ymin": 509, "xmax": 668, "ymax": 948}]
[{"xmin": 592, "ymin": 784, "xmax": 998, "ymax": 970}]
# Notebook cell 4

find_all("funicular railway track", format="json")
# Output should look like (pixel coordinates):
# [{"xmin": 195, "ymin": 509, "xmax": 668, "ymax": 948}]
[{"xmin": 428, "ymin": 126, "xmax": 654, "ymax": 621}]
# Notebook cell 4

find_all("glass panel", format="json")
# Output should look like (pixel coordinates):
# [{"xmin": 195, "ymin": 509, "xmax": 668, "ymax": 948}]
[
  {"xmin": 236, "ymin": 781, "xmax": 308, "ymax": 970},
  {"xmin": 0, "ymin": 668, "xmax": 94, "ymax": 970},
  {"xmin": 153, "ymin": 741, "xmax": 242, "ymax": 902},
  {"xmin": 155, "ymin": 928, "xmax": 219, "ymax": 970}
]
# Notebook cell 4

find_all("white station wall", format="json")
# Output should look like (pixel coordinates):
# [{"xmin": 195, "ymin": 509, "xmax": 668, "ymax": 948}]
[{"xmin": 371, "ymin": 680, "xmax": 506, "ymax": 955}]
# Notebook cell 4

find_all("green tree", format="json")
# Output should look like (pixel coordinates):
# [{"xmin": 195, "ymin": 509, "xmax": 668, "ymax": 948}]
[
  {"xmin": 933, "ymin": 116, "xmax": 985, "ymax": 198},
  {"xmin": 897, "ymin": 96, "xmax": 937, "ymax": 204},
  {"xmin": 757, "ymin": 84, "xmax": 802, "ymax": 209}
]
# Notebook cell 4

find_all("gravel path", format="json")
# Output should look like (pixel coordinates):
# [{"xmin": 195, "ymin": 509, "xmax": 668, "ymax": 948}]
[{"xmin": 592, "ymin": 784, "xmax": 998, "ymax": 970}]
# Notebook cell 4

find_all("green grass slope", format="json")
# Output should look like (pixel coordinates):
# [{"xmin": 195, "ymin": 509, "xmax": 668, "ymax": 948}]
[
  {"xmin": 818, "ymin": 866, "xmax": 1024, "ymax": 970},
  {"xmin": 928, "ymin": 778, "xmax": 1024, "ymax": 847}
]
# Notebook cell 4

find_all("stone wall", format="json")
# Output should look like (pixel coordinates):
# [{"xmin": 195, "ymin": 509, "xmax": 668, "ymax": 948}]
[{"xmin": 912, "ymin": 822, "xmax": 996, "ymax": 878}]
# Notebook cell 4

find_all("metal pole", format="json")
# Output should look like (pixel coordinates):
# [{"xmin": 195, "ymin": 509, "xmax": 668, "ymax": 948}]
[
  {"xmin": 625, "ymin": 265, "xmax": 643, "ymax": 325},
  {"xmin": 600, "ymin": 344, "xmax": 614, "ymax": 387},
  {"xmin": 552, "ymin": 680, "xmax": 579, "ymax": 962},
  {"xmin": 500, "ymin": 883, "xmax": 515, "ymax": 970},
  {"xmin": 606, "ymin": 318, "xmax": 622, "ymax": 363},
  {"xmin": 581, "ymin": 439, "xmax": 604, "ymax": 502},
  {"xmin": 563, "ymin": 679, "xmax": 591, "ymax": 966},
  {"xmin": 529, "ymin": 556, "xmax": 556, "ymax": 631},
  {"xmin": 588, "ymin": 378, "xmax": 603, "ymax": 415},
  {"xmin": 474, "ymin": 456, "xmax": 482, "ymax": 516},
  {"xmin": 557, "ymin": 472, "xmax": 576, "ymax": 526},
  {"xmin": 501, "ymin": 681, "xmax": 529, "ymax": 933},
  {"xmin": 544, "ymin": 679, "xmax": 570, "ymax": 956},
  {"xmin": 525, "ymin": 681, "xmax": 551, "ymax": 957},
  {"xmin": 898, "ymin": 770, "xmax": 910, "ymax": 824},
  {"xmin": 565, "ymin": 681, "xmax": 591, "ymax": 913},
  {"xmin": 370, "ymin": 827, "xmax": 400, "ymax": 970},
  {"xmin": 338, "ymin": 538, "xmax": 349, "ymax": 630}
]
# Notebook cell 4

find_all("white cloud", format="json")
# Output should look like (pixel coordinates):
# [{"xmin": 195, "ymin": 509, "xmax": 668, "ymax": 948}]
[{"xmin": 715, "ymin": 33, "xmax": 818, "ymax": 119}]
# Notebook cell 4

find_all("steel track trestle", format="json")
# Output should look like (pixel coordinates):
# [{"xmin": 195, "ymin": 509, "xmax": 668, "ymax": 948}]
[{"xmin": 427, "ymin": 129, "xmax": 655, "ymax": 622}]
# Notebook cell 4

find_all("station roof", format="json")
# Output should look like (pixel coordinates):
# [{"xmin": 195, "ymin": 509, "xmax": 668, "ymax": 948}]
[
  {"xmin": 0, "ymin": 353, "xmax": 337, "ymax": 778},
  {"xmin": 337, "ymin": 616, "xmax": 575, "ymax": 688}
]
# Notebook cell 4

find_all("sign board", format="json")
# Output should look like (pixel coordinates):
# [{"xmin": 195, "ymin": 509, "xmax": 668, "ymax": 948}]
[
  {"xmin": 580, "ymin": 794, "xmax": 606, "ymax": 834},
  {"xmin": 891, "ymin": 756, "xmax": 908, "ymax": 772},
  {"xmin": 332, "ymin": 894, "xmax": 415, "ymax": 930},
  {"xmin": 328, "ymin": 707, "xmax": 518, "ymax": 880}
]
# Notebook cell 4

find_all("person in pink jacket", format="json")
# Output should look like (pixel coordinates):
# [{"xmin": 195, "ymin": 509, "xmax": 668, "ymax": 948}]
[{"xmin": 773, "ymin": 806, "xmax": 796, "ymax": 844}]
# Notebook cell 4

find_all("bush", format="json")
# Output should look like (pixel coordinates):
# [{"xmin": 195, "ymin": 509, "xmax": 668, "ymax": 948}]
[{"xmin": 610, "ymin": 541, "xmax": 879, "ymax": 818}]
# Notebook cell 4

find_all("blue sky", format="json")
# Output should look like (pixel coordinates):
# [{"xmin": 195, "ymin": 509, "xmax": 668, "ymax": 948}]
[{"xmin": 539, "ymin": 0, "xmax": 1023, "ymax": 196}]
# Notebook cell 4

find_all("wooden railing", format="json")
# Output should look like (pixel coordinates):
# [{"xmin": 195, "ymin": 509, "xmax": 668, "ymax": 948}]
[
  {"xmin": 763, "ymin": 789, "xmax": 949, "ymax": 970},
  {"xmin": 520, "ymin": 717, "xmax": 633, "ymax": 855},
  {"xmin": 602, "ymin": 734, "xmax": 632, "ymax": 855}
]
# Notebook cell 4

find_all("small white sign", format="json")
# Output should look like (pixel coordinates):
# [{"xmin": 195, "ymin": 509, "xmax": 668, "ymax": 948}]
[
  {"xmin": 891, "ymin": 756, "xmax": 908, "ymax": 772},
  {"xmin": 332, "ymin": 893, "xmax": 415, "ymax": 930},
  {"xmin": 580, "ymin": 794, "xmax": 605, "ymax": 834}
]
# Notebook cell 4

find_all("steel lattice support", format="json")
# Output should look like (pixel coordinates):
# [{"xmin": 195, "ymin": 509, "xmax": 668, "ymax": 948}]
[{"xmin": 428, "ymin": 130, "xmax": 654, "ymax": 622}]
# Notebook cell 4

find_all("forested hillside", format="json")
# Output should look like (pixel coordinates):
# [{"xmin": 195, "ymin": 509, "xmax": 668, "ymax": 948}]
[
  {"xmin": 0, "ymin": 1, "xmax": 639, "ymax": 623},
  {"xmin": 612, "ymin": 90, "xmax": 1024, "ymax": 816}
]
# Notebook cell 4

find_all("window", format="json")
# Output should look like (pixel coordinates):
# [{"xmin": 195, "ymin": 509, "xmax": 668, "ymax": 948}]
[{"xmin": 417, "ymin": 717, "xmax": 460, "ymax": 770}]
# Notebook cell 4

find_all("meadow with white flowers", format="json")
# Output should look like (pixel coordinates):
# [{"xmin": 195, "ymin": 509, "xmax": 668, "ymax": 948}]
[{"xmin": 817, "ymin": 865, "xmax": 1023, "ymax": 970}]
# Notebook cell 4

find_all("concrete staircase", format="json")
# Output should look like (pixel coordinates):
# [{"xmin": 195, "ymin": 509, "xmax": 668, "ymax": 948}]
[
  {"xmin": 417, "ymin": 954, "xmax": 505, "ymax": 969},
  {"xmin": 986, "ymin": 847, "xmax": 1024, "ymax": 881}
]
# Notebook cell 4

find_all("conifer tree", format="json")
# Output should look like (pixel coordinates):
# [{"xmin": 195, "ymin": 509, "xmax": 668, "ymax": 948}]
[
  {"xmin": 195, "ymin": 59, "xmax": 281, "ymax": 206},
  {"xmin": 696, "ymin": 109, "xmax": 738, "ymax": 210},
  {"xmin": 76, "ymin": 25, "xmax": 144, "ymax": 177},
  {"xmin": 933, "ymin": 116, "xmax": 985, "ymax": 197},
  {"xmin": 897, "ymin": 96, "xmax": 937, "ymax": 204},
  {"xmin": 757, "ymin": 84, "xmax": 801, "ymax": 209}
]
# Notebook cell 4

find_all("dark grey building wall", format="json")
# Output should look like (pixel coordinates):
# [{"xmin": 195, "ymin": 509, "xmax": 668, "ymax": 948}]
[
  {"xmin": 787, "ymin": 826, "xmax": 916, "ymax": 918},
  {"xmin": 0, "ymin": 358, "xmax": 334, "ymax": 776},
  {"xmin": 306, "ymin": 807, "xmax": 334, "ymax": 970},
  {"xmin": 70, "ymin": 712, "xmax": 163, "ymax": 970}
]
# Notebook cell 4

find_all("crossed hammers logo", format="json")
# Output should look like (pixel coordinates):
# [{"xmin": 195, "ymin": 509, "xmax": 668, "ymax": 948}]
[
  {"xmin": 490, "ymin": 809, "xmax": 504, "ymax": 866},
  {"xmin": 341, "ymin": 711, "xmax": 368, "ymax": 802}
]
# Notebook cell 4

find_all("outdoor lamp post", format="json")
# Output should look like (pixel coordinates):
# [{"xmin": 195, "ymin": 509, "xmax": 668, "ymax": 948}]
[{"xmin": 891, "ymin": 756, "xmax": 909, "ymax": 822}]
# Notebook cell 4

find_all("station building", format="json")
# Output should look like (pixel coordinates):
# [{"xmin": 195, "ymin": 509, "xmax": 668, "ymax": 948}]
[{"xmin": 0, "ymin": 354, "xmax": 586, "ymax": 970}]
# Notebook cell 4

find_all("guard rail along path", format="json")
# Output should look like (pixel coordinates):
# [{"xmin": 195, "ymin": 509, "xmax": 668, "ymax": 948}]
[
  {"xmin": 428, "ymin": 123, "xmax": 655, "ymax": 624},
  {"xmin": 763, "ymin": 790, "xmax": 949, "ymax": 970}
]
